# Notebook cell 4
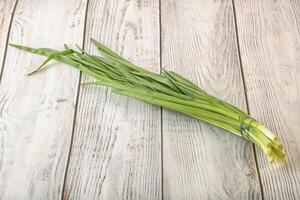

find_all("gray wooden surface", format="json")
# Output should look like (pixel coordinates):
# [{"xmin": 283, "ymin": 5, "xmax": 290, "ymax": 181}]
[{"xmin": 0, "ymin": 0, "xmax": 299, "ymax": 199}]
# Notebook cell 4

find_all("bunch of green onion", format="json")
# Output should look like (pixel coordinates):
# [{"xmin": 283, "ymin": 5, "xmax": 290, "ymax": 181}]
[{"xmin": 10, "ymin": 38, "xmax": 286, "ymax": 163}]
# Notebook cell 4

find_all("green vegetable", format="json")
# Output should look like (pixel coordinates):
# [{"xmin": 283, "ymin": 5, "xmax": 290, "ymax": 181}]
[{"xmin": 10, "ymin": 39, "xmax": 286, "ymax": 163}]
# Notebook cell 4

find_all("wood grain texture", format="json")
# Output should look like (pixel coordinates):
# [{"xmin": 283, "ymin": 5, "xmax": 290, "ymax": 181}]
[
  {"xmin": 0, "ymin": 0, "xmax": 17, "ymax": 75},
  {"xmin": 0, "ymin": 0, "xmax": 86, "ymax": 199},
  {"xmin": 63, "ymin": 0, "xmax": 161, "ymax": 199},
  {"xmin": 234, "ymin": 0, "xmax": 300, "ymax": 199},
  {"xmin": 161, "ymin": 0, "xmax": 262, "ymax": 199}
]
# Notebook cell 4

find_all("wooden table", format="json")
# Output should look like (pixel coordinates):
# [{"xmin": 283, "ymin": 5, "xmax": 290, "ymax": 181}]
[{"xmin": 0, "ymin": 0, "xmax": 299, "ymax": 199}]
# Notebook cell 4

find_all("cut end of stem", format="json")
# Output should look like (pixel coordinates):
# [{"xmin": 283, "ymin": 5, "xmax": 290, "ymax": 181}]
[{"xmin": 253, "ymin": 124, "xmax": 286, "ymax": 163}]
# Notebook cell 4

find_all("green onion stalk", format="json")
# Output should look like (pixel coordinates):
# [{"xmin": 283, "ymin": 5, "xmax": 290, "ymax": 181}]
[{"xmin": 10, "ymin": 38, "xmax": 286, "ymax": 163}]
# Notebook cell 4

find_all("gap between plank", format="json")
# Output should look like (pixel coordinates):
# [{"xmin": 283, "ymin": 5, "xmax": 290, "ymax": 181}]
[
  {"xmin": 159, "ymin": 0, "xmax": 164, "ymax": 199},
  {"xmin": 0, "ymin": 0, "xmax": 19, "ymax": 83},
  {"xmin": 231, "ymin": 0, "xmax": 264, "ymax": 199},
  {"xmin": 61, "ymin": 0, "xmax": 90, "ymax": 199}
]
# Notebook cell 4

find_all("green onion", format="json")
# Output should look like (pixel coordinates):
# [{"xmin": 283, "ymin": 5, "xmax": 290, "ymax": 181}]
[{"xmin": 10, "ymin": 39, "xmax": 286, "ymax": 163}]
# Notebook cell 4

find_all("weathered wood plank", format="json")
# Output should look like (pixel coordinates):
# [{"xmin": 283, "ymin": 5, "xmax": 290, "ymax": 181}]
[
  {"xmin": 0, "ymin": 0, "xmax": 87, "ymax": 199},
  {"xmin": 0, "ymin": 0, "xmax": 18, "ymax": 75},
  {"xmin": 233, "ymin": 0, "xmax": 300, "ymax": 199},
  {"xmin": 161, "ymin": 0, "xmax": 262, "ymax": 199},
  {"xmin": 63, "ymin": 0, "xmax": 161, "ymax": 199}
]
